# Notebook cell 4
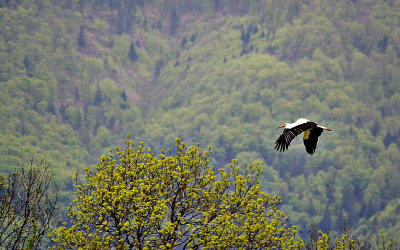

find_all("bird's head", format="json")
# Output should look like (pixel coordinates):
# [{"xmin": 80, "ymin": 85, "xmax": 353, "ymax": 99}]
[{"xmin": 277, "ymin": 123, "xmax": 288, "ymax": 129}]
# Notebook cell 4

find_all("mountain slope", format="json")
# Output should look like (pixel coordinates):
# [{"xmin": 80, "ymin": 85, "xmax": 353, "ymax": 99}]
[{"xmin": 1, "ymin": 0, "xmax": 399, "ymax": 242}]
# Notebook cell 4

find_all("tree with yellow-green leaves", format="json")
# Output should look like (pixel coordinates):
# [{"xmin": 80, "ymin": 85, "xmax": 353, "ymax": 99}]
[{"xmin": 51, "ymin": 136, "xmax": 304, "ymax": 249}]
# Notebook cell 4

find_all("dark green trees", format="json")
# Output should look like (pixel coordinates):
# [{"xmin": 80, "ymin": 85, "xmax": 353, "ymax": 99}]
[
  {"xmin": 128, "ymin": 42, "xmax": 138, "ymax": 62},
  {"xmin": 170, "ymin": 8, "xmax": 178, "ymax": 35},
  {"xmin": 78, "ymin": 26, "xmax": 85, "ymax": 48}
]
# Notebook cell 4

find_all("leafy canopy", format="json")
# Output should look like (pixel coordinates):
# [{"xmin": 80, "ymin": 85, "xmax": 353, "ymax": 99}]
[{"xmin": 52, "ymin": 136, "xmax": 303, "ymax": 249}]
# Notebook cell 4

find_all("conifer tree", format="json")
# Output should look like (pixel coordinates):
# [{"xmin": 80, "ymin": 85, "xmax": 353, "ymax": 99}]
[
  {"xmin": 170, "ymin": 8, "xmax": 178, "ymax": 35},
  {"xmin": 94, "ymin": 85, "xmax": 102, "ymax": 105},
  {"xmin": 78, "ymin": 26, "xmax": 86, "ymax": 48},
  {"xmin": 181, "ymin": 36, "xmax": 187, "ymax": 47},
  {"xmin": 128, "ymin": 42, "xmax": 138, "ymax": 62}
]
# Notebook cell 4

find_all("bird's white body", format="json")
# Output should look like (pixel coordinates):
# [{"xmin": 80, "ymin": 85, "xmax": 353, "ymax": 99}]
[{"xmin": 285, "ymin": 118, "xmax": 309, "ymax": 129}]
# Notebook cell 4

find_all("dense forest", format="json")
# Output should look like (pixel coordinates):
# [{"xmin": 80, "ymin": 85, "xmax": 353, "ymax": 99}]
[{"xmin": 1, "ymin": 0, "xmax": 400, "ymax": 244}]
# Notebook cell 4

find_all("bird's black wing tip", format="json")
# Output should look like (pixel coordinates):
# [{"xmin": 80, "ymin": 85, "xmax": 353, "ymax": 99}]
[
  {"xmin": 274, "ymin": 140, "xmax": 286, "ymax": 152},
  {"xmin": 306, "ymin": 150, "xmax": 315, "ymax": 155}
]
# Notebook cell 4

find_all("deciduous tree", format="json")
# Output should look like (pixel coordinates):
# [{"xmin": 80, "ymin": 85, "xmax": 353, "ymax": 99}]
[
  {"xmin": 52, "ymin": 137, "xmax": 303, "ymax": 249},
  {"xmin": 0, "ymin": 158, "xmax": 59, "ymax": 249}
]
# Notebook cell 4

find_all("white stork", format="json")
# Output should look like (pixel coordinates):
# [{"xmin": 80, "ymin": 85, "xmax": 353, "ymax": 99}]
[{"xmin": 274, "ymin": 118, "xmax": 331, "ymax": 155}]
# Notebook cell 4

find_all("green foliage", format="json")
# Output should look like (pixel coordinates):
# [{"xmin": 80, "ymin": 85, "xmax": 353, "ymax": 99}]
[
  {"xmin": 52, "ymin": 138, "xmax": 303, "ymax": 249},
  {"xmin": 1, "ymin": 0, "xmax": 400, "ymax": 243},
  {"xmin": 306, "ymin": 222, "xmax": 370, "ymax": 249}
]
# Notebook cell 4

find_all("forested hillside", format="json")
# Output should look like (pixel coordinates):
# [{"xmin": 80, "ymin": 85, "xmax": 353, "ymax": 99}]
[{"xmin": 1, "ymin": 0, "xmax": 400, "ymax": 243}]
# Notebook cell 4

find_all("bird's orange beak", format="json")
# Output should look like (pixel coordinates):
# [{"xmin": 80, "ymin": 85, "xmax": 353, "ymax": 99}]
[{"xmin": 277, "ymin": 124, "xmax": 286, "ymax": 129}]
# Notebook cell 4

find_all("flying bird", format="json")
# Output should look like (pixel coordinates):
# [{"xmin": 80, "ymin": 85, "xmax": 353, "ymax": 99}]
[{"xmin": 274, "ymin": 118, "xmax": 331, "ymax": 155}]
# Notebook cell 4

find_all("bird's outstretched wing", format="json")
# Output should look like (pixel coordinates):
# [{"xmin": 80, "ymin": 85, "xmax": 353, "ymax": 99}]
[
  {"xmin": 274, "ymin": 129, "xmax": 298, "ymax": 152},
  {"xmin": 303, "ymin": 127, "xmax": 323, "ymax": 155},
  {"xmin": 275, "ymin": 121, "xmax": 317, "ymax": 152}
]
